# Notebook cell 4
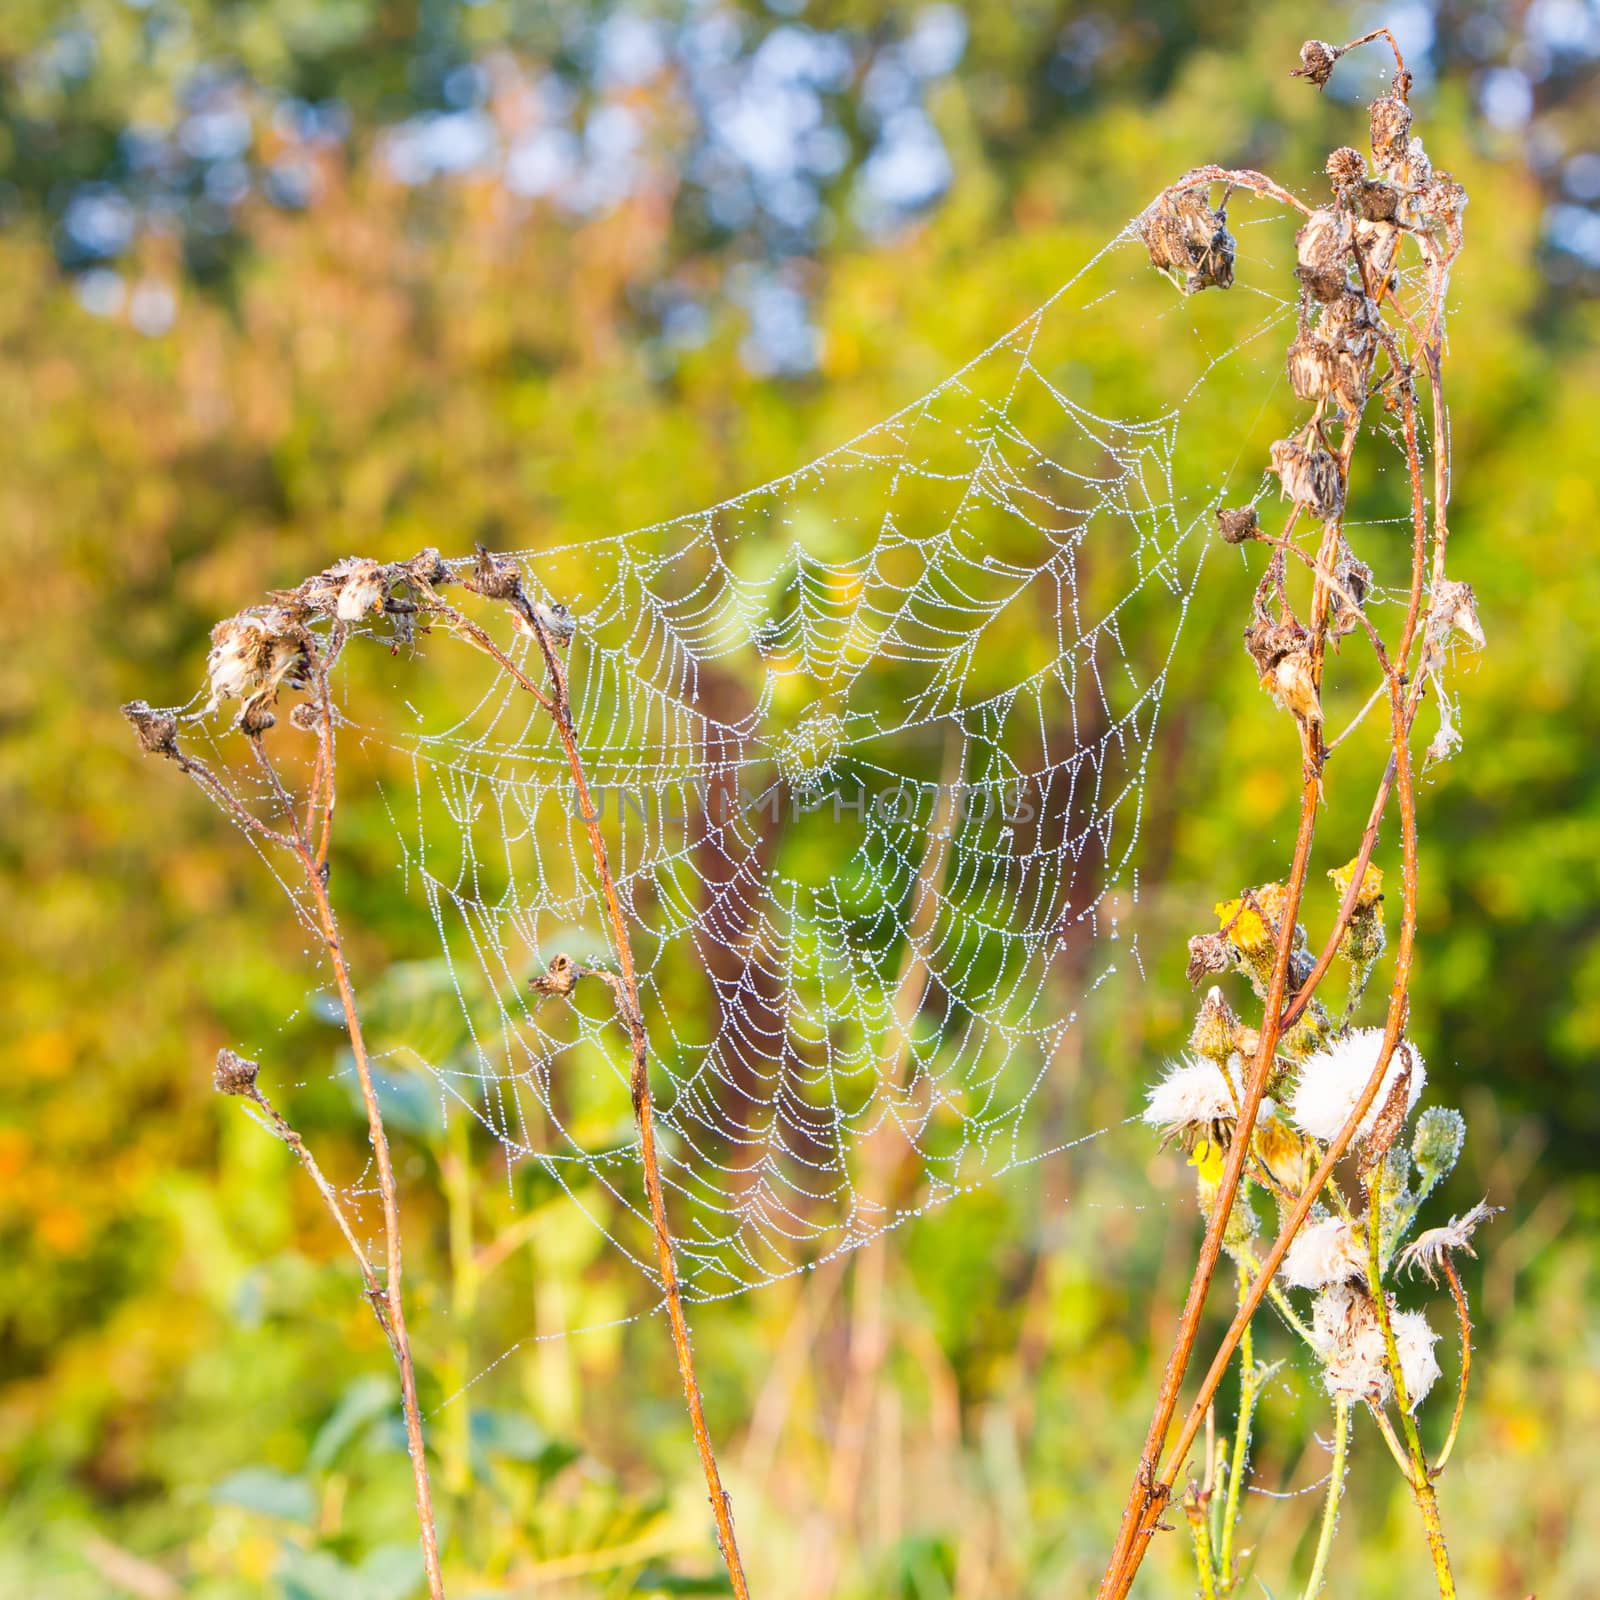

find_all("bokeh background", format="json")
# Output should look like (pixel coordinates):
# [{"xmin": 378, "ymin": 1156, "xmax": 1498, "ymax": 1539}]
[{"xmin": 3, "ymin": 2, "xmax": 1599, "ymax": 1597}]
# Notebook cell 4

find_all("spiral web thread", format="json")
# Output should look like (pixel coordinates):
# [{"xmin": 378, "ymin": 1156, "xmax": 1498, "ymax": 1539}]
[{"xmin": 177, "ymin": 211, "xmax": 1346, "ymax": 1354}]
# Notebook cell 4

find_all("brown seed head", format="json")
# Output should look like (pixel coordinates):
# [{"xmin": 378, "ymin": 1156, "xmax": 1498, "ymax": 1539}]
[
  {"xmin": 1370, "ymin": 96, "xmax": 1413, "ymax": 172},
  {"xmin": 1295, "ymin": 207, "xmax": 1354, "ymax": 303},
  {"xmin": 1186, "ymin": 930, "xmax": 1235, "ymax": 986},
  {"xmin": 214, "ymin": 1048, "xmax": 260, "ymax": 1098},
  {"xmin": 1326, "ymin": 146, "xmax": 1366, "ymax": 192},
  {"xmin": 1138, "ymin": 189, "xmax": 1235, "ymax": 293},
  {"xmin": 465, "ymin": 543, "xmax": 523, "ymax": 602},
  {"xmin": 122, "ymin": 700, "xmax": 179, "ymax": 758},
  {"xmin": 1286, "ymin": 333, "xmax": 1339, "ymax": 402},
  {"xmin": 1269, "ymin": 438, "xmax": 1344, "ymax": 521},
  {"xmin": 1292, "ymin": 39, "xmax": 1342, "ymax": 89},
  {"xmin": 1215, "ymin": 505, "xmax": 1259, "ymax": 545}
]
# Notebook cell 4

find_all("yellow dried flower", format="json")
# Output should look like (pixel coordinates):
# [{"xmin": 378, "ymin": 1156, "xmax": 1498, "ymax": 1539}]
[
  {"xmin": 1328, "ymin": 856, "xmax": 1384, "ymax": 909},
  {"xmin": 1214, "ymin": 894, "xmax": 1272, "ymax": 953}
]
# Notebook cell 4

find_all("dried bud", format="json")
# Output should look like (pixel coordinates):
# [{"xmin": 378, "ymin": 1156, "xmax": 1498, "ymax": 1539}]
[
  {"xmin": 1325, "ymin": 146, "xmax": 1366, "ymax": 192},
  {"xmin": 1428, "ymin": 579, "xmax": 1485, "ymax": 649},
  {"xmin": 122, "ymin": 700, "xmax": 179, "ymax": 757},
  {"xmin": 1186, "ymin": 930, "xmax": 1235, "ymax": 986},
  {"xmin": 1139, "ymin": 189, "xmax": 1235, "ymax": 294},
  {"xmin": 465, "ymin": 543, "xmax": 523, "ymax": 602},
  {"xmin": 1357, "ymin": 180, "xmax": 1401, "ymax": 222},
  {"xmin": 530, "ymin": 952, "xmax": 581, "ymax": 999},
  {"xmin": 405, "ymin": 548, "xmax": 450, "ymax": 588},
  {"xmin": 289, "ymin": 701, "xmax": 323, "ymax": 732},
  {"xmin": 1215, "ymin": 505, "xmax": 1258, "ymax": 545},
  {"xmin": 1295, "ymin": 208, "xmax": 1354, "ymax": 303},
  {"xmin": 214, "ymin": 1048, "xmax": 260, "ymax": 1097},
  {"xmin": 1292, "ymin": 39, "xmax": 1342, "ymax": 88},
  {"xmin": 1190, "ymin": 987, "xmax": 1242, "ymax": 1062},
  {"xmin": 1286, "ymin": 333, "xmax": 1339, "ymax": 402},
  {"xmin": 1269, "ymin": 438, "xmax": 1344, "ymax": 521},
  {"xmin": 1370, "ymin": 96, "xmax": 1413, "ymax": 172}
]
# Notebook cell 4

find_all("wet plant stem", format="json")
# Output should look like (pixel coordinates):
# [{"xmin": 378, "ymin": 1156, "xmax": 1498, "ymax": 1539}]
[{"xmin": 1300, "ymin": 1399, "xmax": 1349, "ymax": 1600}]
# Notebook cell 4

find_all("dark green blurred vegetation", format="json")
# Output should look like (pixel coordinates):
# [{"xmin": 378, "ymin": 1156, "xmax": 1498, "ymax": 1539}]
[{"xmin": 2, "ymin": 3, "xmax": 1598, "ymax": 1597}]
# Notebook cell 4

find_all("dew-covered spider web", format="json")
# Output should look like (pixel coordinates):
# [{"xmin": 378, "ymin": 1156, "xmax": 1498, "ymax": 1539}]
[{"xmin": 174, "ymin": 197, "xmax": 1385, "ymax": 1343}]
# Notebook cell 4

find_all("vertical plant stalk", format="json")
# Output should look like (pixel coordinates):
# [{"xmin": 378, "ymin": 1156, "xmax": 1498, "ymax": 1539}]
[
  {"xmin": 1365, "ymin": 1167, "xmax": 1455, "ymax": 1596},
  {"xmin": 1099, "ymin": 28, "xmax": 1469, "ymax": 1595},
  {"xmin": 159, "ymin": 661, "xmax": 448, "ymax": 1600},
  {"xmin": 1217, "ymin": 1268, "xmax": 1262, "ymax": 1592},
  {"xmin": 280, "ymin": 665, "xmax": 448, "ymax": 1600},
  {"xmin": 1300, "ymin": 1399, "xmax": 1349, "ymax": 1600},
  {"xmin": 429, "ymin": 587, "xmax": 751, "ymax": 1599}
]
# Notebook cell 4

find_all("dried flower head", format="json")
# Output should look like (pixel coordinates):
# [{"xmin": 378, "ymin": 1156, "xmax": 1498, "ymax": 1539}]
[
  {"xmin": 1427, "ymin": 578, "xmax": 1485, "ymax": 649},
  {"xmin": 1330, "ymin": 546, "xmax": 1374, "ymax": 638},
  {"xmin": 1138, "ymin": 189, "xmax": 1236, "ymax": 294},
  {"xmin": 122, "ymin": 700, "xmax": 179, "ymax": 758},
  {"xmin": 1282, "ymin": 1212, "xmax": 1368, "ymax": 1290},
  {"xmin": 1397, "ymin": 1198, "xmax": 1499, "ymax": 1285},
  {"xmin": 1295, "ymin": 207, "xmax": 1354, "ymax": 302},
  {"xmin": 1215, "ymin": 505, "xmax": 1258, "ymax": 545},
  {"xmin": 405, "ymin": 548, "xmax": 450, "ymax": 588},
  {"xmin": 530, "ymin": 952, "xmax": 581, "ymax": 999},
  {"xmin": 304, "ymin": 557, "xmax": 388, "ymax": 623},
  {"xmin": 1370, "ymin": 95, "xmax": 1414, "ymax": 172},
  {"xmin": 1291, "ymin": 39, "xmax": 1343, "ymax": 88},
  {"xmin": 1186, "ymin": 929, "xmax": 1235, "ymax": 985},
  {"xmin": 1269, "ymin": 438, "xmax": 1344, "ymax": 521},
  {"xmin": 465, "ymin": 543, "xmax": 523, "ymax": 602},
  {"xmin": 1326, "ymin": 146, "xmax": 1366, "ymax": 192},
  {"xmin": 1357, "ymin": 179, "xmax": 1401, "ymax": 222},
  {"xmin": 1311, "ymin": 1284, "xmax": 1440, "ymax": 1408},
  {"xmin": 1289, "ymin": 1029, "xmax": 1425, "ymax": 1143},
  {"xmin": 214, "ymin": 1048, "xmax": 260, "ymax": 1098},
  {"xmin": 205, "ymin": 610, "xmax": 311, "ymax": 734},
  {"xmin": 1286, "ymin": 333, "xmax": 1339, "ymax": 403},
  {"xmin": 1142, "ymin": 1053, "xmax": 1242, "ymax": 1151},
  {"xmin": 1328, "ymin": 856, "xmax": 1384, "ymax": 910},
  {"xmin": 1266, "ymin": 647, "xmax": 1323, "ymax": 728}
]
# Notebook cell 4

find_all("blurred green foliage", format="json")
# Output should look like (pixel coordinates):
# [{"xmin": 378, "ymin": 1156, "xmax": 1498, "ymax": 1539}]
[{"xmin": 2, "ymin": 4, "xmax": 1598, "ymax": 1598}]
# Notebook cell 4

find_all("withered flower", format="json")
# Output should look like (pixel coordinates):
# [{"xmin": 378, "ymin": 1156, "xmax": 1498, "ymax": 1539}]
[
  {"xmin": 1138, "ymin": 189, "xmax": 1235, "ymax": 294},
  {"xmin": 1243, "ymin": 615, "xmax": 1307, "ymax": 679},
  {"xmin": 304, "ymin": 557, "xmax": 387, "ymax": 623},
  {"xmin": 1397, "ymin": 1199, "xmax": 1499, "ymax": 1285},
  {"xmin": 1357, "ymin": 180, "xmax": 1401, "ymax": 222},
  {"xmin": 1295, "ymin": 207, "xmax": 1354, "ymax": 302},
  {"xmin": 1215, "ymin": 504, "xmax": 1258, "ymax": 545},
  {"xmin": 122, "ymin": 700, "xmax": 178, "ymax": 758},
  {"xmin": 1291, "ymin": 39, "xmax": 1343, "ymax": 89},
  {"xmin": 513, "ymin": 599, "xmax": 579, "ymax": 648},
  {"xmin": 1269, "ymin": 438, "xmax": 1344, "ymax": 521},
  {"xmin": 1286, "ymin": 333, "xmax": 1339, "ymax": 402},
  {"xmin": 1268, "ymin": 648, "xmax": 1323, "ymax": 728},
  {"xmin": 405, "ymin": 548, "xmax": 450, "ymax": 588},
  {"xmin": 206, "ymin": 610, "xmax": 312, "ymax": 735},
  {"xmin": 465, "ymin": 543, "xmax": 523, "ymax": 602},
  {"xmin": 1186, "ymin": 930, "xmax": 1235, "ymax": 986},
  {"xmin": 1370, "ymin": 95, "xmax": 1413, "ymax": 172},
  {"xmin": 214, "ymin": 1048, "xmax": 261, "ymax": 1098},
  {"xmin": 1427, "ymin": 578, "xmax": 1485, "ymax": 649}
]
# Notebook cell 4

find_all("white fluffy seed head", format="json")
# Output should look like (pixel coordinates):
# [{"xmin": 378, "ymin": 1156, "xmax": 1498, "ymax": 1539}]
[
  {"xmin": 1311, "ymin": 1285, "xmax": 1439, "ymax": 1409},
  {"xmin": 1391, "ymin": 1309, "xmax": 1441, "ymax": 1410},
  {"xmin": 1142, "ymin": 1054, "xmax": 1239, "ymax": 1135},
  {"xmin": 1289, "ymin": 1029, "xmax": 1425, "ymax": 1143},
  {"xmin": 1281, "ymin": 1213, "xmax": 1367, "ymax": 1290}
]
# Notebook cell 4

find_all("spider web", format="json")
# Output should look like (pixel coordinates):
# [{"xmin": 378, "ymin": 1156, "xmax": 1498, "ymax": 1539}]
[{"xmin": 178, "ymin": 202, "xmax": 1321, "ymax": 1337}]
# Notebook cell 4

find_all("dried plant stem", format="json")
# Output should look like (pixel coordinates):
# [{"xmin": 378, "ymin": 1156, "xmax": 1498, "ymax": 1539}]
[
  {"xmin": 229, "ymin": 670, "xmax": 446, "ymax": 1599},
  {"xmin": 1300, "ymin": 1399, "xmax": 1349, "ymax": 1600},
  {"xmin": 297, "ymin": 738, "xmax": 446, "ymax": 1600},
  {"xmin": 1431, "ymin": 1259, "xmax": 1473, "ymax": 1475},
  {"xmin": 451, "ymin": 588, "xmax": 750, "ymax": 1599},
  {"xmin": 1365, "ymin": 1167, "xmax": 1455, "ymax": 1596}
]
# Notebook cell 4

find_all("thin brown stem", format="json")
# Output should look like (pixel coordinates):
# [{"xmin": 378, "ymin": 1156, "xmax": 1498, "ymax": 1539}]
[
  {"xmin": 510, "ymin": 603, "xmax": 751, "ymax": 1599},
  {"xmin": 1430, "ymin": 1258, "xmax": 1473, "ymax": 1476}
]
